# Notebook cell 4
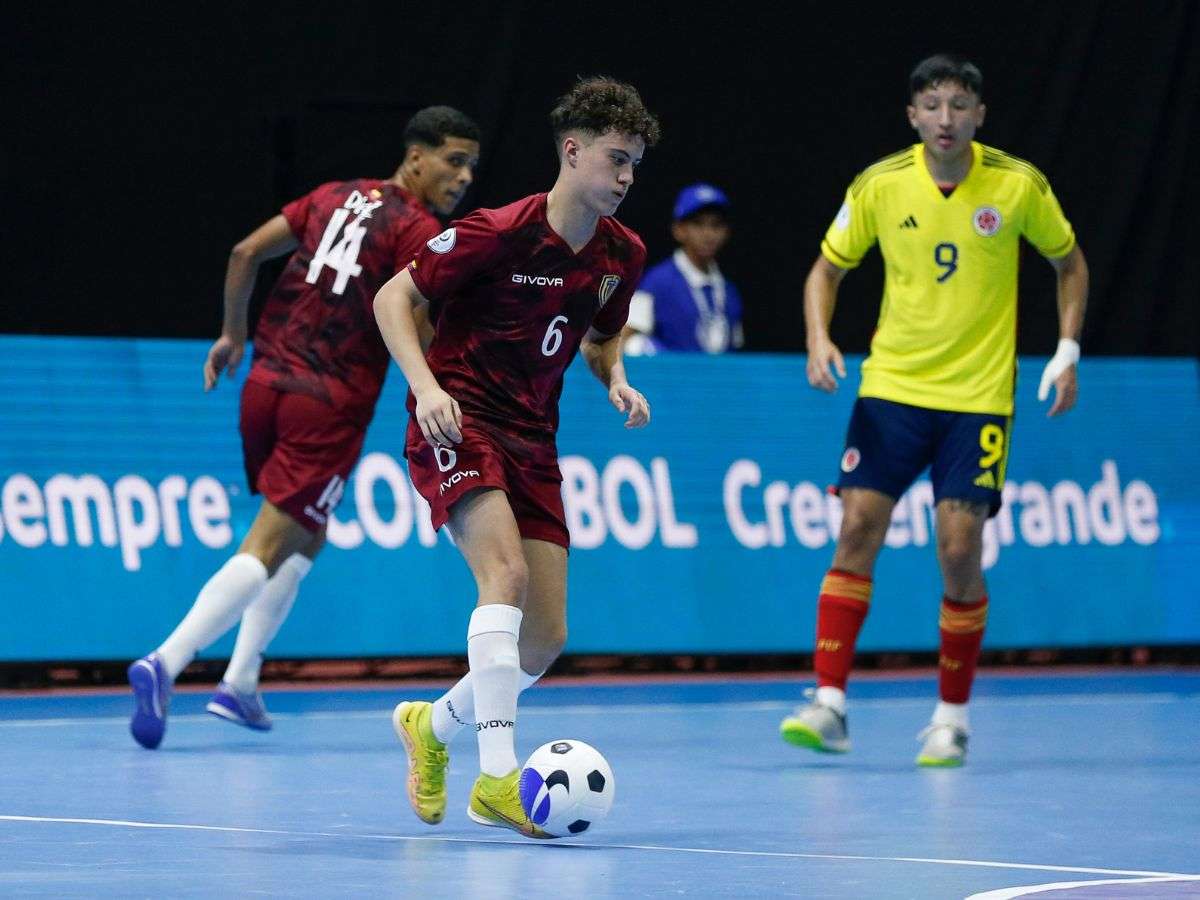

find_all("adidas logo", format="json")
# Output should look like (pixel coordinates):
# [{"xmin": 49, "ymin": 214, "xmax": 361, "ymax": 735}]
[
  {"xmin": 973, "ymin": 470, "xmax": 997, "ymax": 489},
  {"xmin": 899, "ymin": 215, "xmax": 918, "ymax": 229}
]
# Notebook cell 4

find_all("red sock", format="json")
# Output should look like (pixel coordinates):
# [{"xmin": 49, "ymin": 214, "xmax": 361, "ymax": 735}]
[
  {"xmin": 938, "ymin": 595, "xmax": 989, "ymax": 703},
  {"xmin": 814, "ymin": 569, "xmax": 872, "ymax": 690}
]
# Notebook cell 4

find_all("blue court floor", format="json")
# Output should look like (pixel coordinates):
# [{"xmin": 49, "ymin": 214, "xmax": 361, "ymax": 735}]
[{"xmin": 1, "ymin": 671, "xmax": 1198, "ymax": 898}]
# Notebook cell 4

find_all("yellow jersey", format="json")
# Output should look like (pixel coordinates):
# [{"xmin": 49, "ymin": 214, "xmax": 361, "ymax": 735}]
[{"xmin": 821, "ymin": 141, "xmax": 1075, "ymax": 415}]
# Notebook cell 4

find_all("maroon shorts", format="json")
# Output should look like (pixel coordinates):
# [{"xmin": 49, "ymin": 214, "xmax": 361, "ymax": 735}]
[
  {"xmin": 240, "ymin": 381, "xmax": 366, "ymax": 532},
  {"xmin": 405, "ymin": 417, "xmax": 569, "ymax": 548}
]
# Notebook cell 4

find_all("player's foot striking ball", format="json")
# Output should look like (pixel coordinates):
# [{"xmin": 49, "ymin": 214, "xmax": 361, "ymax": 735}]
[
  {"xmin": 519, "ymin": 739, "xmax": 615, "ymax": 837},
  {"xmin": 392, "ymin": 701, "xmax": 450, "ymax": 824},
  {"xmin": 468, "ymin": 770, "xmax": 552, "ymax": 839}
]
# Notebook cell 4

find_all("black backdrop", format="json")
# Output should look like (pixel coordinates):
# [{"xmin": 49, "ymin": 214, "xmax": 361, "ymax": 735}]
[{"xmin": 5, "ymin": 2, "xmax": 1198, "ymax": 356}]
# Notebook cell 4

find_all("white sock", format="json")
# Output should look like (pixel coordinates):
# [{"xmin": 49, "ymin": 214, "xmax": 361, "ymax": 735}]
[
  {"xmin": 155, "ymin": 554, "xmax": 269, "ymax": 680},
  {"xmin": 222, "ymin": 553, "xmax": 312, "ymax": 693},
  {"xmin": 430, "ymin": 668, "xmax": 542, "ymax": 745},
  {"xmin": 467, "ymin": 604, "xmax": 523, "ymax": 777},
  {"xmin": 816, "ymin": 686, "xmax": 847, "ymax": 715},
  {"xmin": 932, "ymin": 700, "xmax": 969, "ymax": 731}
]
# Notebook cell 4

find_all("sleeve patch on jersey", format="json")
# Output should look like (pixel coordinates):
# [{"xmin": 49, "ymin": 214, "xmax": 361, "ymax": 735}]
[
  {"xmin": 598, "ymin": 274, "xmax": 621, "ymax": 307},
  {"xmin": 834, "ymin": 202, "xmax": 852, "ymax": 231},
  {"xmin": 427, "ymin": 228, "xmax": 457, "ymax": 254}
]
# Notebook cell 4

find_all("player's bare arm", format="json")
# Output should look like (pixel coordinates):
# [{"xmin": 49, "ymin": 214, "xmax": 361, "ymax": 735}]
[
  {"xmin": 1038, "ymin": 244, "xmax": 1089, "ymax": 417},
  {"xmin": 803, "ymin": 254, "xmax": 849, "ymax": 393},
  {"xmin": 204, "ymin": 215, "xmax": 299, "ymax": 391},
  {"xmin": 581, "ymin": 327, "xmax": 649, "ymax": 428},
  {"xmin": 373, "ymin": 268, "xmax": 463, "ymax": 446}
]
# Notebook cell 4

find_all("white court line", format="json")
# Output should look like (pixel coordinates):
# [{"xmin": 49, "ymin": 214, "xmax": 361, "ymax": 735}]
[
  {"xmin": 0, "ymin": 814, "xmax": 1194, "ymax": 881},
  {"xmin": 0, "ymin": 692, "xmax": 1193, "ymax": 729},
  {"xmin": 966, "ymin": 875, "xmax": 1200, "ymax": 899}
]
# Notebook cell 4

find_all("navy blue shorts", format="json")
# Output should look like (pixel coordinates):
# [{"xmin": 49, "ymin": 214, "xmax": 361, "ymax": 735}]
[{"xmin": 836, "ymin": 397, "xmax": 1012, "ymax": 517}]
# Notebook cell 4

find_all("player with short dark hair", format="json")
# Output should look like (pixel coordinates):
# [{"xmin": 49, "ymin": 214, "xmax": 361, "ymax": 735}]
[
  {"xmin": 126, "ymin": 106, "xmax": 481, "ymax": 750},
  {"xmin": 780, "ymin": 54, "xmax": 1089, "ymax": 766},
  {"xmin": 375, "ymin": 76, "xmax": 659, "ymax": 838}
]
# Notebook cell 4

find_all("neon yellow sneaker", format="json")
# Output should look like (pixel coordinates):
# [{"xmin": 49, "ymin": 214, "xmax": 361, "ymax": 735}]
[
  {"xmin": 392, "ymin": 701, "xmax": 448, "ymax": 824},
  {"xmin": 780, "ymin": 696, "xmax": 850, "ymax": 753},
  {"xmin": 467, "ymin": 770, "xmax": 553, "ymax": 839},
  {"xmin": 915, "ymin": 723, "xmax": 968, "ymax": 767}
]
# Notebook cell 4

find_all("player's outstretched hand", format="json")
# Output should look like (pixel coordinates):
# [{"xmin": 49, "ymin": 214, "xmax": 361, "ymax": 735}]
[
  {"xmin": 415, "ymin": 386, "xmax": 463, "ymax": 447},
  {"xmin": 610, "ymin": 382, "xmax": 650, "ymax": 429},
  {"xmin": 203, "ymin": 335, "xmax": 245, "ymax": 392},
  {"xmin": 1037, "ymin": 338, "xmax": 1080, "ymax": 417},
  {"xmin": 1041, "ymin": 366, "xmax": 1078, "ymax": 417},
  {"xmin": 807, "ymin": 338, "xmax": 846, "ymax": 393}
]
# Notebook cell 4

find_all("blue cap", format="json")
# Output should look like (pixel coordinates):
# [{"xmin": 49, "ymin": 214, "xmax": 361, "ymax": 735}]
[{"xmin": 673, "ymin": 183, "xmax": 731, "ymax": 221}]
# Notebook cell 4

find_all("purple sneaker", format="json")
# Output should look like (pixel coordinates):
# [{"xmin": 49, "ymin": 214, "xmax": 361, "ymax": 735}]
[
  {"xmin": 206, "ymin": 682, "xmax": 273, "ymax": 731},
  {"xmin": 128, "ymin": 653, "xmax": 172, "ymax": 749}
]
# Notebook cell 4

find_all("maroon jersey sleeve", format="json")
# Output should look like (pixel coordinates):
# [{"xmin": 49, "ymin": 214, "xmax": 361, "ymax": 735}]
[
  {"xmin": 280, "ymin": 185, "xmax": 325, "ymax": 238},
  {"xmin": 407, "ymin": 211, "xmax": 504, "ymax": 302},
  {"xmin": 591, "ymin": 236, "xmax": 646, "ymax": 336},
  {"xmin": 392, "ymin": 208, "xmax": 442, "ymax": 272}
]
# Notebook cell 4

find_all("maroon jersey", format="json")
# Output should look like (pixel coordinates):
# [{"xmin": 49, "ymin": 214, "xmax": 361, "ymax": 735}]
[
  {"xmin": 407, "ymin": 193, "xmax": 645, "ymax": 451},
  {"xmin": 248, "ymin": 180, "xmax": 440, "ymax": 427}
]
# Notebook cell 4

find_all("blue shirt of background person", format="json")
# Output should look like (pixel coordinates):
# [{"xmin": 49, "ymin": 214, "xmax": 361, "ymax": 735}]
[{"xmin": 623, "ymin": 184, "xmax": 744, "ymax": 355}]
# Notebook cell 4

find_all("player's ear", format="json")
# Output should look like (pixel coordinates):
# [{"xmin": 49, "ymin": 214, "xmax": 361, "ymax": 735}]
[
  {"xmin": 905, "ymin": 104, "xmax": 918, "ymax": 131},
  {"xmin": 406, "ymin": 143, "xmax": 424, "ymax": 173},
  {"xmin": 976, "ymin": 103, "xmax": 986, "ymax": 127},
  {"xmin": 563, "ymin": 136, "xmax": 580, "ymax": 168}
]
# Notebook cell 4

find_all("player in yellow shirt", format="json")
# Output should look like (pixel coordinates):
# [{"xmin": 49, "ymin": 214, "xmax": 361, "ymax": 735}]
[{"xmin": 780, "ymin": 54, "xmax": 1089, "ymax": 766}]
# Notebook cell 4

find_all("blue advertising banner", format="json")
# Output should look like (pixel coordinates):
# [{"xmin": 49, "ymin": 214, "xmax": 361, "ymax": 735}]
[{"xmin": 0, "ymin": 336, "xmax": 1196, "ymax": 660}]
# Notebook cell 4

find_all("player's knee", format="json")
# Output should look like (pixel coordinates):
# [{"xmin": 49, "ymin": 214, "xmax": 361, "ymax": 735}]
[
  {"xmin": 481, "ymin": 554, "xmax": 530, "ymax": 604},
  {"xmin": 937, "ymin": 532, "xmax": 980, "ymax": 573},
  {"xmin": 837, "ymin": 508, "xmax": 886, "ymax": 555}
]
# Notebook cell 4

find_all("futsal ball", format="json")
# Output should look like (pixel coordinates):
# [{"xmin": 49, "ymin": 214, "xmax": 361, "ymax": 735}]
[{"xmin": 519, "ymin": 739, "xmax": 615, "ymax": 837}]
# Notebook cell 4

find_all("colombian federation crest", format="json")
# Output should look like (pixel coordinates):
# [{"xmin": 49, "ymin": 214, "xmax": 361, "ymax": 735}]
[
  {"xmin": 598, "ymin": 274, "xmax": 621, "ymax": 307},
  {"xmin": 973, "ymin": 206, "xmax": 1002, "ymax": 237}
]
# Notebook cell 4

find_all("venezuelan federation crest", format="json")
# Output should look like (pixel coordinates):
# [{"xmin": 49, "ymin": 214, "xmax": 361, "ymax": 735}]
[{"xmin": 598, "ymin": 274, "xmax": 621, "ymax": 307}]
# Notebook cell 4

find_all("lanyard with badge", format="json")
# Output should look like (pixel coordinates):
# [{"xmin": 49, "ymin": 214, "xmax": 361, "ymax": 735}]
[
  {"xmin": 675, "ymin": 249, "xmax": 729, "ymax": 353},
  {"xmin": 691, "ymin": 272, "xmax": 729, "ymax": 353}
]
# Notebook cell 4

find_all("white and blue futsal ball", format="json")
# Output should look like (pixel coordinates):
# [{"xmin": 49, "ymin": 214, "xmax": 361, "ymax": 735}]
[{"xmin": 519, "ymin": 739, "xmax": 615, "ymax": 837}]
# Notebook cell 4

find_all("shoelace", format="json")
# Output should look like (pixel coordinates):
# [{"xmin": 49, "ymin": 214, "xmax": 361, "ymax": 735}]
[{"xmin": 417, "ymin": 746, "xmax": 448, "ymax": 793}]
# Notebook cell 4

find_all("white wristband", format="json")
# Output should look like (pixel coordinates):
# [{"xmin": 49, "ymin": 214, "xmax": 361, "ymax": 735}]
[
  {"xmin": 1037, "ymin": 338, "xmax": 1081, "ymax": 401},
  {"xmin": 1054, "ymin": 338, "xmax": 1081, "ymax": 365}
]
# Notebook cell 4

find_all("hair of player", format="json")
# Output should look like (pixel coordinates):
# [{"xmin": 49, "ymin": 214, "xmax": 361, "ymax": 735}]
[
  {"xmin": 403, "ymin": 105, "xmax": 481, "ymax": 150},
  {"xmin": 908, "ymin": 54, "xmax": 983, "ymax": 101},
  {"xmin": 549, "ymin": 76, "xmax": 662, "ymax": 149}
]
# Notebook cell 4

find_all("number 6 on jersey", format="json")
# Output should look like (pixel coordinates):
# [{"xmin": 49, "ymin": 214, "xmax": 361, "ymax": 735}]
[{"xmin": 541, "ymin": 315, "xmax": 569, "ymax": 357}]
